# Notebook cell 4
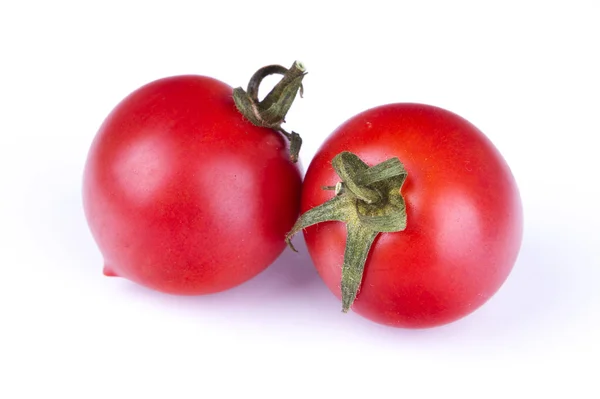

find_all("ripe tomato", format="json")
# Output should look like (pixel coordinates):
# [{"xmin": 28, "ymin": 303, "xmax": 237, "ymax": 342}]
[
  {"xmin": 83, "ymin": 73, "xmax": 302, "ymax": 294},
  {"xmin": 293, "ymin": 103, "xmax": 522, "ymax": 328}
]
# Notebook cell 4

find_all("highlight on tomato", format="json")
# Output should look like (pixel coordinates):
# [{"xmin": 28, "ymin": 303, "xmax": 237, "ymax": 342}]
[
  {"xmin": 286, "ymin": 103, "xmax": 523, "ymax": 328},
  {"xmin": 83, "ymin": 61, "xmax": 306, "ymax": 295}
]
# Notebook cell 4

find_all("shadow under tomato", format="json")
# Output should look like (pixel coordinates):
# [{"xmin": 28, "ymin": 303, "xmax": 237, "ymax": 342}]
[
  {"xmin": 205, "ymin": 234, "xmax": 324, "ymax": 299},
  {"xmin": 49, "ymin": 171, "xmax": 590, "ymax": 343},
  {"xmin": 118, "ymin": 233, "xmax": 337, "ymax": 315},
  {"xmin": 466, "ymin": 228, "xmax": 582, "ymax": 335},
  {"xmin": 344, "ymin": 226, "xmax": 586, "ymax": 344},
  {"xmin": 40, "ymin": 166, "xmax": 333, "ymax": 317}
]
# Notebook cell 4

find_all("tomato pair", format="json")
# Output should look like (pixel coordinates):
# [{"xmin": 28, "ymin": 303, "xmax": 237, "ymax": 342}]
[{"xmin": 83, "ymin": 61, "xmax": 522, "ymax": 328}]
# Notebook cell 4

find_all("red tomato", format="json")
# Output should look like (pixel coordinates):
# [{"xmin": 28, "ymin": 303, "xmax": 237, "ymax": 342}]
[
  {"xmin": 299, "ymin": 103, "xmax": 522, "ymax": 328},
  {"xmin": 83, "ymin": 75, "xmax": 302, "ymax": 294}
]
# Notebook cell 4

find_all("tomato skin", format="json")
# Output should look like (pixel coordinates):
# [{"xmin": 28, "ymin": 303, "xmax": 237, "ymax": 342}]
[
  {"xmin": 83, "ymin": 75, "xmax": 302, "ymax": 294},
  {"xmin": 302, "ymin": 103, "xmax": 522, "ymax": 328}
]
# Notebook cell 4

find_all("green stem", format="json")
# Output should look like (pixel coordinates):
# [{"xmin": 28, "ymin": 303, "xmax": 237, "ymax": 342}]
[
  {"xmin": 233, "ymin": 61, "xmax": 306, "ymax": 163},
  {"xmin": 246, "ymin": 65, "xmax": 289, "ymax": 103},
  {"xmin": 285, "ymin": 194, "xmax": 353, "ymax": 252},
  {"xmin": 341, "ymin": 224, "xmax": 379, "ymax": 312},
  {"xmin": 285, "ymin": 151, "xmax": 408, "ymax": 312}
]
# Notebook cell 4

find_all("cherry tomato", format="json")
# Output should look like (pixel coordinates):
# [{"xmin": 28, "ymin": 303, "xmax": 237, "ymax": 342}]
[
  {"xmin": 83, "ymin": 74, "xmax": 302, "ymax": 294},
  {"xmin": 297, "ymin": 103, "xmax": 522, "ymax": 328}
]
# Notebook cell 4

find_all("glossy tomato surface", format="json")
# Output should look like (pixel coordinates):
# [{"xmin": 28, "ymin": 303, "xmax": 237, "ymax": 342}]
[
  {"xmin": 83, "ymin": 75, "xmax": 302, "ymax": 294},
  {"xmin": 302, "ymin": 103, "xmax": 522, "ymax": 328}
]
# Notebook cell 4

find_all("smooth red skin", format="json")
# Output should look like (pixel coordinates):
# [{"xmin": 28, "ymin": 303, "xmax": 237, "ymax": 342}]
[
  {"xmin": 302, "ymin": 104, "xmax": 522, "ymax": 328},
  {"xmin": 83, "ymin": 75, "xmax": 302, "ymax": 295}
]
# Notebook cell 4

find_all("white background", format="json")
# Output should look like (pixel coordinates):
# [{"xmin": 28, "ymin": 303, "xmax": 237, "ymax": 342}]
[{"xmin": 1, "ymin": 1, "xmax": 599, "ymax": 398}]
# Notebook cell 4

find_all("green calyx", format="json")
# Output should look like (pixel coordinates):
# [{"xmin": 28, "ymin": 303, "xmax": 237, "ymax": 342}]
[
  {"xmin": 285, "ymin": 151, "xmax": 408, "ymax": 312},
  {"xmin": 233, "ymin": 61, "xmax": 306, "ymax": 163}
]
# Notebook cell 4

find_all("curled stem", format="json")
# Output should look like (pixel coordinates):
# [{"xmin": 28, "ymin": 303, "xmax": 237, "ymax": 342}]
[{"xmin": 233, "ymin": 61, "xmax": 306, "ymax": 163}]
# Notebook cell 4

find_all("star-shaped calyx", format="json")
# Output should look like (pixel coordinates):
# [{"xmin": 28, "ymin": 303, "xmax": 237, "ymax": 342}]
[{"xmin": 286, "ymin": 151, "xmax": 408, "ymax": 312}]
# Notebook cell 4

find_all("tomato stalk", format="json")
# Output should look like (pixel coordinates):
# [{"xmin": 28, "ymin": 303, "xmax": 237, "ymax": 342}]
[
  {"xmin": 286, "ymin": 152, "xmax": 408, "ymax": 312},
  {"xmin": 233, "ymin": 61, "xmax": 306, "ymax": 162}
]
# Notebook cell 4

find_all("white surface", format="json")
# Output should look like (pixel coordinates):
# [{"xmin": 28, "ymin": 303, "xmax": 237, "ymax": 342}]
[{"xmin": 1, "ymin": 1, "xmax": 599, "ymax": 398}]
